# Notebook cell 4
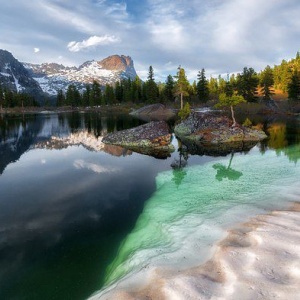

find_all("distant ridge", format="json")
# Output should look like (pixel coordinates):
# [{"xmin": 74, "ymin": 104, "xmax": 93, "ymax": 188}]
[{"xmin": 24, "ymin": 54, "xmax": 138, "ymax": 96}]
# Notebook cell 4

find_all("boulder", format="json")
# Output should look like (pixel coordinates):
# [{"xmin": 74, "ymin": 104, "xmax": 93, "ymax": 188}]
[
  {"xmin": 102, "ymin": 121, "xmax": 175, "ymax": 158},
  {"xmin": 174, "ymin": 112, "xmax": 267, "ymax": 155}
]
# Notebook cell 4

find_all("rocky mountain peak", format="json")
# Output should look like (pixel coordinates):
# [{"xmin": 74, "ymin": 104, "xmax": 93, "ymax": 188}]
[
  {"xmin": 0, "ymin": 49, "xmax": 15, "ymax": 65},
  {"xmin": 99, "ymin": 55, "xmax": 134, "ymax": 71}
]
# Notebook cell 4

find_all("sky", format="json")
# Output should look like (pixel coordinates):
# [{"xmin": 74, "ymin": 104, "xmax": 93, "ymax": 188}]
[{"xmin": 1, "ymin": 0, "xmax": 300, "ymax": 81}]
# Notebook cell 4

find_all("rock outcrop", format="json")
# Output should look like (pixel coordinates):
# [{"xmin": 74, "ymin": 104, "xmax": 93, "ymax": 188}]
[
  {"xmin": 174, "ymin": 113, "xmax": 267, "ymax": 155},
  {"xmin": 102, "ymin": 121, "xmax": 174, "ymax": 158}
]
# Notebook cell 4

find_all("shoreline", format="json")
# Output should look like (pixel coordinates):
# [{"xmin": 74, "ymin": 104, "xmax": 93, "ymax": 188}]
[
  {"xmin": 0, "ymin": 100, "xmax": 299, "ymax": 117},
  {"xmin": 94, "ymin": 202, "xmax": 300, "ymax": 299}
]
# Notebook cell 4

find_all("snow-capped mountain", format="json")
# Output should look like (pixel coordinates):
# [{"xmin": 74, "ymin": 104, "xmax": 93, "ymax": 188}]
[
  {"xmin": 24, "ymin": 55, "xmax": 138, "ymax": 96},
  {"xmin": 0, "ymin": 49, "xmax": 44, "ymax": 98}
]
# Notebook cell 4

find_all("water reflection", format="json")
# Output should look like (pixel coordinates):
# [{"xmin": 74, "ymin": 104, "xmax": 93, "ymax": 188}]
[
  {"xmin": 265, "ymin": 121, "xmax": 300, "ymax": 163},
  {"xmin": 0, "ymin": 113, "xmax": 300, "ymax": 300},
  {"xmin": 0, "ymin": 113, "xmax": 144, "ymax": 175},
  {"xmin": 0, "ymin": 113, "xmax": 151, "ymax": 300},
  {"xmin": 213, "ymin": 153, "xmax": 243, "ymax": 181}
]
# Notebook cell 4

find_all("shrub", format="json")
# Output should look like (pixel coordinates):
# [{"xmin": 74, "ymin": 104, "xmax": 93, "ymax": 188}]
[
  {"xmin": 243, "ymin": 117, "xmax": 253, "ymax": 127},
  {"xmin": 178, "ymin": 102, "xmax": 191, "ymax": 120}
]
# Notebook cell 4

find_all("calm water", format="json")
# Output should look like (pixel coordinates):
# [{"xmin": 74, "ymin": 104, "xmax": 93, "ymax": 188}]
[{"xmin": 0, "ymin": 112, "xmax": 299, "ymax": 300}]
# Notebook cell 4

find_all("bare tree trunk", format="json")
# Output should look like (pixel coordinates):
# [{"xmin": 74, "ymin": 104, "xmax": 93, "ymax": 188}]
[
  {"xmin": 230, "ymin": 105, "xmax": 236, "ymax": 126},
  {"xmin": 180, "ymin": 93, "xmax": 183, "ymax": 109}
]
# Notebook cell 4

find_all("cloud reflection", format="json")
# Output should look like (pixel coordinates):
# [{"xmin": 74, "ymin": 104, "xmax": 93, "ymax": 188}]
[{"xmin": 73, "ymin": 159, "xmax": 120, "ymax": 174}]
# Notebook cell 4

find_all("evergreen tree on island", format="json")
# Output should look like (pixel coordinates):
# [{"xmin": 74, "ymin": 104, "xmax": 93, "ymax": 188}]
[{"xmin": 215, "ymin": 93, "xmax": 246, "ymax": 127}]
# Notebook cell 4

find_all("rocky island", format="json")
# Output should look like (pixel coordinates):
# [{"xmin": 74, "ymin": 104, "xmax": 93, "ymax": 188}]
[
  {"xmin": 102, "ymin": 121, "xmax": 175, "ymax": 158},
  {"xmin": 174, "ymin": 112, "xmax": 267, "ymax": 155}
]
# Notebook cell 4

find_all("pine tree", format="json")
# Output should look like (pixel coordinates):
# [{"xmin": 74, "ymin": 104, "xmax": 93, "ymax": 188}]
[
  {"xmin": 115, "ymin": 81, "xmax": 123, "ymax": 103},
  {"xmin": 104, "ymin": 84, "xmax": 116, "ymax": 105},
  {"xmin": 287, "ymin": 70, "xmax": 300, "ymax": 101},
  {"xmin": 122, "ymin": 78, "xmax": 133, "ymax": 103},
  {"xmin": 131, "ymin": 77, "xmax": 142, "ymax": 103},
  {"xmin": 145, "ymin": 66, "xmax": 159, "ymax": 103},
  {"xmin": 196, "ymin": 68, "xmax": 209, "ymax": 103},
  {"xmin": 91, "ymin": 81, "xmax": 102, "ymax": 106},
  {"xmin": 208, "ymin": 77, "xmax": 218, "ymax": 97},
  {"xmin": 274, "ymin": 60, "xmax": 289, "ymax": 92},
  {"xmin": 174, "ymin": 66, "xmax": 189, "ymax": 109},
  {"xmin": 163, "ymin": 75, "xmax": 175, "ymax": 102},
  {"xmin": 56, "ymin": 89, "xmax": 65, "ymax": 106},
  {"xmin": 66, "ymin": 84, "xmax": 81, "ymax": 107},
  {"xmin": 260, "ymin": 65, "xmax": 274, "ymax": 100},
  {"xmin": 4, "ymin": 89, "xmax": 14, "ymax": 107},
  {"xmin": 82, "ymin": 85, "xmax": 91, "ymax": 107},
  {"xmin": 236, "ymin": 67, "xmax": 259, "ymax": 102}
]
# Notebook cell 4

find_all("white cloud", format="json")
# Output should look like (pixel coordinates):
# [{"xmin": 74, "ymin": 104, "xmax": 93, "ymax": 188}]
[
  {"xmin": 67, "ymin": 35, "xmax": 121, "ymax": 52},
  {"xmin": 34, "ymin": 47, "xmax": 40, "ymax": 53},
  {"xmin": 1, "ymin": 0, "xmax": 300, "ymax": 81}
]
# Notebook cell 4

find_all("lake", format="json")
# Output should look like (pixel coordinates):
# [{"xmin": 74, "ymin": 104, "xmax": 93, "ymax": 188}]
[{"xmin": 0, "ymin": 112, "xmax": 299, "ymax": 299}]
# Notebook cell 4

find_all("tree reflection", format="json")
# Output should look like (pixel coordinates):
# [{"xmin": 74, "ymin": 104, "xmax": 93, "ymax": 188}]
[
  {"xmin": 171, "ymin": 140, "xmax": 189, "ymax": 188},
  {"xmin": 267, "ymin": 123, "xmax": 288, "ymax": 150},
  {"xmin": 213, "ymin": 152, "xmax": 243, "ymax": 181},
  {"xmin": 266, "ymin": 121, "xmax": 300, "ymax": 163}
]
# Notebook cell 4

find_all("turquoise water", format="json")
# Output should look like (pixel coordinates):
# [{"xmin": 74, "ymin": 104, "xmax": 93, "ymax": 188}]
[{"xmin": 95, "ymin": 143, "xmax": 300, "ymax": 296}]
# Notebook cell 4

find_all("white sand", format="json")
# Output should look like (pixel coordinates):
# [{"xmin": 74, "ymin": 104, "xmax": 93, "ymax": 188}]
[{"xmin": 95, "ymin": 202, "xmax": 300, "ymax": 300}]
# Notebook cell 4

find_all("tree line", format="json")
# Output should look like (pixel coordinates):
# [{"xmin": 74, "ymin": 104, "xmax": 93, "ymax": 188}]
[{"xmin": 0, "ymin": 86, "xmax": 39, "ymax": 110}]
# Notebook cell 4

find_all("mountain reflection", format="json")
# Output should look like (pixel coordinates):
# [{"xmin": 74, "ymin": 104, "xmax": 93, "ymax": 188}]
[{"xmin": 0, "ymin": 113, "xmax": 143, "ymax": 175}]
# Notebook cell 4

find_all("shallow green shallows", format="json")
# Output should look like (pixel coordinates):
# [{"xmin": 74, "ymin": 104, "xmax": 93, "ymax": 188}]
[{"xmin": 104, "ymin": 145, "xmax": 300, "ymax": 287}]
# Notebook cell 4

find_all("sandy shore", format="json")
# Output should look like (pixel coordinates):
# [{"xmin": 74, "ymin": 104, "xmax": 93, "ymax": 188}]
[{"xmin": 96, "ymin": 202, "xmax": 300, "ymax": 300}]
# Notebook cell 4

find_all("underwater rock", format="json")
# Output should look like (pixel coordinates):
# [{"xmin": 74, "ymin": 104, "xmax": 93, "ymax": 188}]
[
  {"xmin": 174, "ymin": 112, "xmax": 267, "ymax": 155},
  {"xmin": 102, "ymin": 121, "xmax": 174, "ymax": 157}
]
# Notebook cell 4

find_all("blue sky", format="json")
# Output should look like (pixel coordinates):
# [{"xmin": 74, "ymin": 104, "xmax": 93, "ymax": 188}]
[{"xmin": 1, "ymin": 0, "xmax": 300, "ymax": 81}]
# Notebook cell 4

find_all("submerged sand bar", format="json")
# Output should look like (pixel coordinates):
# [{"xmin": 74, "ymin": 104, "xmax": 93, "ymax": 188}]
[{"xmin": 93, "ymin": 202, "xmax": 300, "ymax": 299}]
